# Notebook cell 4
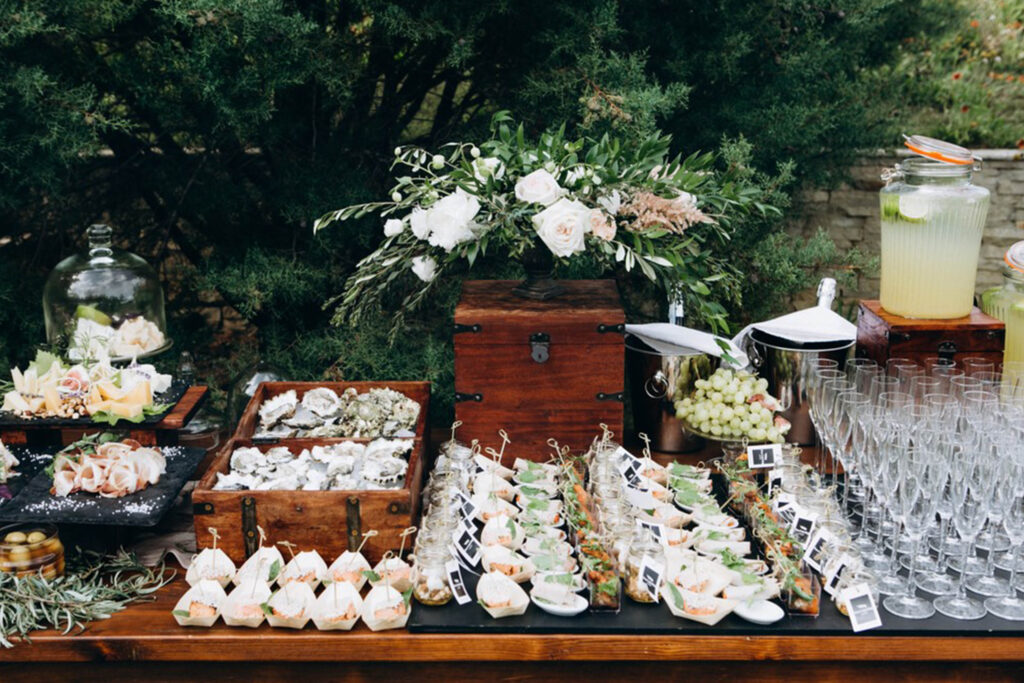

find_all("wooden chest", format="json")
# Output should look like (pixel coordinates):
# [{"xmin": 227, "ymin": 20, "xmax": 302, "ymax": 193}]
[
  {"xmin": 193, "ymin": 381, "xmax": 430, "ymax": 565},
  {"xmin": 454, "ymin": 280, "xmax": 625, "ymax": 459},
  {"xmin": 856, "ymin": 300, "xmax": 1004, "ymax": 367}
]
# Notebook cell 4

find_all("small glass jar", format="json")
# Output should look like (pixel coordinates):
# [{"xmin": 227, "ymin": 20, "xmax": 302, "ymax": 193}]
[
  {"xmin": 982, "ymin": 243, "xmax": 1024, "ymax": 394},
  {"xmin": 624, "ymin": 529, "xmax": 663, "ymax": 603},
  {"xmin": 43, "ymin": 224, "xmax": 169, "ymax": 361},
  {"xmin": 878, "ymin": 137, "xmax": 990, "ymax": 319},
  {"xmin": 411, "ymin": 548, "xmax": 453, "ymax": 606},
  {"xmin": 0, "ymin": 523, "xmax": 64, "ymax": 579}
]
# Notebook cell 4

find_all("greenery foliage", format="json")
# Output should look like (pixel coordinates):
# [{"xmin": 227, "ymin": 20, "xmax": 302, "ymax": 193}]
[
  {"xmin": 872, "ymin": 0, "xmax": 1024, "ymax": 148},
  {"xmin": 0, "ymin": 0, "xmax": 951, "ymax": 423}
]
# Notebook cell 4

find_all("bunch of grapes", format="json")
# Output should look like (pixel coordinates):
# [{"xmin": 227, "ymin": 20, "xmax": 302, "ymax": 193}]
[{"xmin": 673, "ymin": 368, "xmax": 789, "ymax": 443}]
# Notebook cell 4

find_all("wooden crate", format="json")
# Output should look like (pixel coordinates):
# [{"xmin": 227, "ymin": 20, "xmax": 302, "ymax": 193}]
[
  {"xmin": 192, "ymin": 436, "xmax": 426, "ymax": 565},
  {"xmin": 856, "ymin": 300, "xmax": 1004, "ymax": 367},
  {"xmin": 454, "ymin": 280, "xmax": 624, "ymax": 459},
  {"xmin": 232, "ymin": 381, "xmax": 430, "ymax": 443}
]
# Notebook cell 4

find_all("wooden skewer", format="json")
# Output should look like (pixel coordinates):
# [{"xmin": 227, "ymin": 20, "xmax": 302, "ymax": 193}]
[
  {"xmin": 256, "ymin": 525, "xmax": 268, "ymax": 548},
  {"xmin": 381, "ymin": 550, "xmax": 395, "ymax": 593},
  {"xmin": 250, "ymin": 558, "xmax": 266, "ymax": 597},
  {"xmin": 497, "ymin": 429, "xmax": 510, "ymax": 460},
  {"xmin": 399, "ymin": 526, "xmax": 417, "ymax": 559},
  {"xmin": 277, "ymin": 540, "xmax": 298, "ymax": 560},
  {"xmin": 449, "ymin": 420, "xmax": 463, "ymax": 443},
  {"xmin": 207, "ymin": 527, "xmax": 220, "ymax": 552},
  {"xmin": 639, "ymin": 432, "xmax": 652, "ymax": 462},
  {"xmin": 344, "ymin": 530, "xmax": 378, "ymax": 571}
]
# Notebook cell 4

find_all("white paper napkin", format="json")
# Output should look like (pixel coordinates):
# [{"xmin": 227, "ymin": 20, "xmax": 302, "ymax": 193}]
[
  {"xmin": 625, "ymin": 323, "xmax": 749, "ymax": 368},
  {"xmin": 731, "ymin": 305, "xmax": 857, "ymax": 350}
]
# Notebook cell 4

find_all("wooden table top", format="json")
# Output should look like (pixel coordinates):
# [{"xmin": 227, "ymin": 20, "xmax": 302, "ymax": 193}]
[
  {"xmin": 4, "ymin": 438, "xmax": 1024, "ymax": 665},
  {"xmin": 3, "ymin": 570, "xmax": 1024, "ymax": 664}
]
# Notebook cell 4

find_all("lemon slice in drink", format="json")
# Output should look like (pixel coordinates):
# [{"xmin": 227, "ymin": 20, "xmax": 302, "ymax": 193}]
[{"xmin": 897, "ymin": 194, "xmax": 929, "ymax": 222}]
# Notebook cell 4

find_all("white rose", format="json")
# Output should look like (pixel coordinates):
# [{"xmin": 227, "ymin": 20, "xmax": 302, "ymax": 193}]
[
  {"xmin": 531, "ymin": 198, "xmax": 590, "ymax": 258},
  {"xmin": 411, "ymin": 255, "xmax": 437, "ymax": 283},
  {"xmin": 409, "ymin": 208, "xmax": 430, "ymax": 240},
  {"xmin": 597, "ymin": 190, "xmax": 622, "ymax": 215},
  {"xmin": 383, "ymin": 218, "xmax": 404, "ymax": 237},
  {"xmin": 425, "ymin": 188, "xmax": 481, "ymax": 252},
  {"xmin": 515, "ymin": 169, "xmax": 564, "ymax": 206},
  {"xmin": 473, "ymin": 157, "xmax": 504, "ymax": 184}
]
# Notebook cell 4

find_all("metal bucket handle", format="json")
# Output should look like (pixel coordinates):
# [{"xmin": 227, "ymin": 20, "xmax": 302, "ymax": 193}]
[{"xmin": 644, "ymin": 371, "xmax": 670, "ymax": 399}]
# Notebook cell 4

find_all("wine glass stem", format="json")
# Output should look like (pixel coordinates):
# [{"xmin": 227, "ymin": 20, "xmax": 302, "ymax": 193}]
[
  {"xmin": 905, "ymin": 537, "xmax": 920, "ymax": 598},
  {"xmin": 889, "ymin": 519, "xmax": 903, "ymax": 573},
  {"xmin": 955, "ymin": 539, "xmax": 972, "ymax": 600},
  {"xmin": 1008, "ymin": 541, "xmax": 1023, "ymax": 591},
  {"xmin": 984, "ymin": 520, "xmax": 1000, "ymax": 575},
  {"xmin": 935, "ymin": 517, "xmax": 949, "ymax": 571}
]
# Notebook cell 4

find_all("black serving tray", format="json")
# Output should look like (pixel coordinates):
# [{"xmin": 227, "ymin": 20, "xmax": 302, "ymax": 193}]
[
  {"xmin": 408, "ymin": 567, "xmax": 1024, "ymax": 636},
  {"xmin": 0, "ymin": 380, "xmax": 191, "ymax": 429},
  {"xmin": 0, "ymin": 444, "xmax": 206, "ymax": 527},
  {"xmin": 0, "ymin": 446, "xmax": 50, "ymax": 509},
  {"xmin": 410, "ymin": 471, "xmax": 1024, "ymax": 637}
]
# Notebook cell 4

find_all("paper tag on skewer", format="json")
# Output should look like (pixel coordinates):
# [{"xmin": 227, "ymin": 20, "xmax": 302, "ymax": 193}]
[
  {"xmin": 455, "ymin": 490, "xmax": 478, "ymax": 521},
  {"xmin": 445, "ymin": 559, "xmax": 472, "ymax": 605},
  {"xmin": 635, "ymin": 518, "xmax": 666, "ymax": 540},
  {"xmin": 774, "ymin": 492, "xmax": 794, "ymax": 511},
  {"xmin": 460, "ymin": 513, "xmax": 477, "ymax": 535},
  {"xmin": 803, "ymin": 528, "xmax": 835, "ymax": 572},
  {"xmin": 615, "ymin": 446, "xmax": 637, "ymax": 466},
  {"xmin": 747, "ymin": 443, "xmax": 782, "ymax": 469},
  {"xmin": 767, "ymin": 468, "xmax": 784, "ymax": 496},
  {"xmin": 625, "ymin": 485, "xmax": 659, "ymax": 510},
  {"xmin": 451, "ymin": 526, "xmax": 482, "ymax": 566},
  {"xmin": 839, "ymin": 583, "xmax": 882, "ymax": 632},
  {"xmin": 822, "ymin": 552, "xmax": 854, "ymax": 597},
  {"xmin": 788, "ymin": 511, "xmax": 818, "ymax": 547},
  {"xmin": 638, "ymin": 556, "xmax": 665, "ymax": 603}
]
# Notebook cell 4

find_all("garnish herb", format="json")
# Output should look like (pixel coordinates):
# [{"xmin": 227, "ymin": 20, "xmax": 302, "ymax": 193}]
[{"xmin": 0, "ymin": 549, "xmax": 172, "ymax": 648}]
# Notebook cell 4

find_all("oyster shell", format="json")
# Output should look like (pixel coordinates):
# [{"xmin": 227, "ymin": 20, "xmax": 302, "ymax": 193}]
[
  {"xmin": 259, "ymin": 390, "xmax": 298, "ymax": 425},
  {"xmin": 283, "ymin": 405, "xmax": 321, "ymax": 430},
  {"xmin": 230, "ymin": 446, "xmax": 263, "ymax": 474},
  {"xmin": 254, "ymin": 424, "xmax": 296, "ymax": 439},
  {"xmin": 265, "ymin": 447, "xmax": 294, "ymax": 465},
  {"xmin": 302, "ymin": 387, "xmax": 342, "ymax": 418}
]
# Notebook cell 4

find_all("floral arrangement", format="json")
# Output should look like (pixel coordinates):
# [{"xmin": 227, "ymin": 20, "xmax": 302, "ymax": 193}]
[{"xmin": 315, "ymin": 112, "xmax": 771, "ymax": 334}]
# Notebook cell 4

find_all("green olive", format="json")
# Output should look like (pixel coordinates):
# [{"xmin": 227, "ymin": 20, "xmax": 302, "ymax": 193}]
[
  {"xmin": 6, "ymin": 546, "xmax": 30, "ymax": 561},
  {"xmin": 3, "ymin": 532, "xmax": 27, "ymax": 544},
  {"xmin": 26, "ymin": 531, "xmax": 47, "ymax": 544}
]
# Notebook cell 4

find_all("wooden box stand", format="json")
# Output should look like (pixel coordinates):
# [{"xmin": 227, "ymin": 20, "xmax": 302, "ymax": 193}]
[
  {"xmin": 454, "ymin": 280, "xmax": 625, "ymax": 459},
  {"xmin": 193, "ymin": 381, "xmax": 430, "ymax": 565},
  {"xmin": 856, "ymin": 300, "xmax": 1004, "ymax": 367}
]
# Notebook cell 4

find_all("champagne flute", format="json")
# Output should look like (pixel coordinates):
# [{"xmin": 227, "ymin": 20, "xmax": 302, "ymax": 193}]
[{"xmin": 985, "ymin": 456, "xmax": 1024, "ymax": 620}]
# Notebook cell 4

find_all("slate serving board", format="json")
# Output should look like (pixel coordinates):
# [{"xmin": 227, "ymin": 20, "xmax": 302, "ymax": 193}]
[
  {"xmin": 0, "ymin": 445, "xmax": 206, "ymax": 527},
  {"xmin": 408, "ymin": 566, "xmax": 1024, "ymax": 636},
  {"xmin": 0, "ymin": 380, "xmax": 191, "ymax": 429},
  {"xmin": 0, "ymin": 446, "xmax": 49, "ymax": 509},
  {"xmin": 410, "ymin": 471, "xmax": 1024, "ymax": 636}
]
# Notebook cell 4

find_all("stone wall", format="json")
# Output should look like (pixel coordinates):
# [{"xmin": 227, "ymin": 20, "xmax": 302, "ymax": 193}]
[{"xmin": 789, "ymin": 149, "xmax": 1024, "ymax": 305}]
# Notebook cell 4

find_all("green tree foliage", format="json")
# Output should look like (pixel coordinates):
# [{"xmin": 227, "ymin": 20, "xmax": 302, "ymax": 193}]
[{"xmin": 0, "ymin": 0, "xmax": 932, "ymax": 420}]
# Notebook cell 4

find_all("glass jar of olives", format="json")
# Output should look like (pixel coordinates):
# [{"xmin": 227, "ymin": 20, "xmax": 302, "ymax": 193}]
[{"xmin": 0, "ymin": 523, "xmax": 65, "ymax": 579}]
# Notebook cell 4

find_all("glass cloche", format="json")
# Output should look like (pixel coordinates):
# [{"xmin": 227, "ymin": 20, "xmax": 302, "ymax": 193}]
[{"xmin": 42, "ymin": 224, "xmax": 170, "ymax": 362}]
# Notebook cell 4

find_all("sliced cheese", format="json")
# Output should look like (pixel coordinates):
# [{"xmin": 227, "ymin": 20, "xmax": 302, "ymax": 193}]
[
  {"xmin": 26, "ymin": 397, "xmax": 45, "ymax": 413},
  {"xmin": 44, "ymin": 386, "xmax": 61, "ymax": 414},
  {"xmin": 86, "ymin": 400, "xmax": 112, "ymax": 415},
  {"xmin": 2, "ymin": 391, "xmax": 30, "ymax": 413},
  {"xmin": 109, "ymin": 401, "xmax": 144, "ymax": 419},
  {"xmin": 97, "ymin": 381, "xmax": 123, "ymax": 401},
  {"xmin": 121, "ymin": 380, "xmax": 152, "ymax": 406}
]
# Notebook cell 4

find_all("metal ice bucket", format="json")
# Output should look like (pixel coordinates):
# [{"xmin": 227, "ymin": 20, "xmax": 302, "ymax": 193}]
[
  {"xmin": 746, "ymin": 329, "xmax": 854, "ymax": 445},
  {"xmin": 625, "ymin": 335, "xmax": 720, "ymax": 453}
]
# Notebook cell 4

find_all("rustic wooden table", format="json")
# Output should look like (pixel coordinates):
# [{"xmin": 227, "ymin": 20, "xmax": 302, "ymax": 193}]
[{"xmin": 2, "ymin": 437, "xmax": 1023, "ymax": 681}]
